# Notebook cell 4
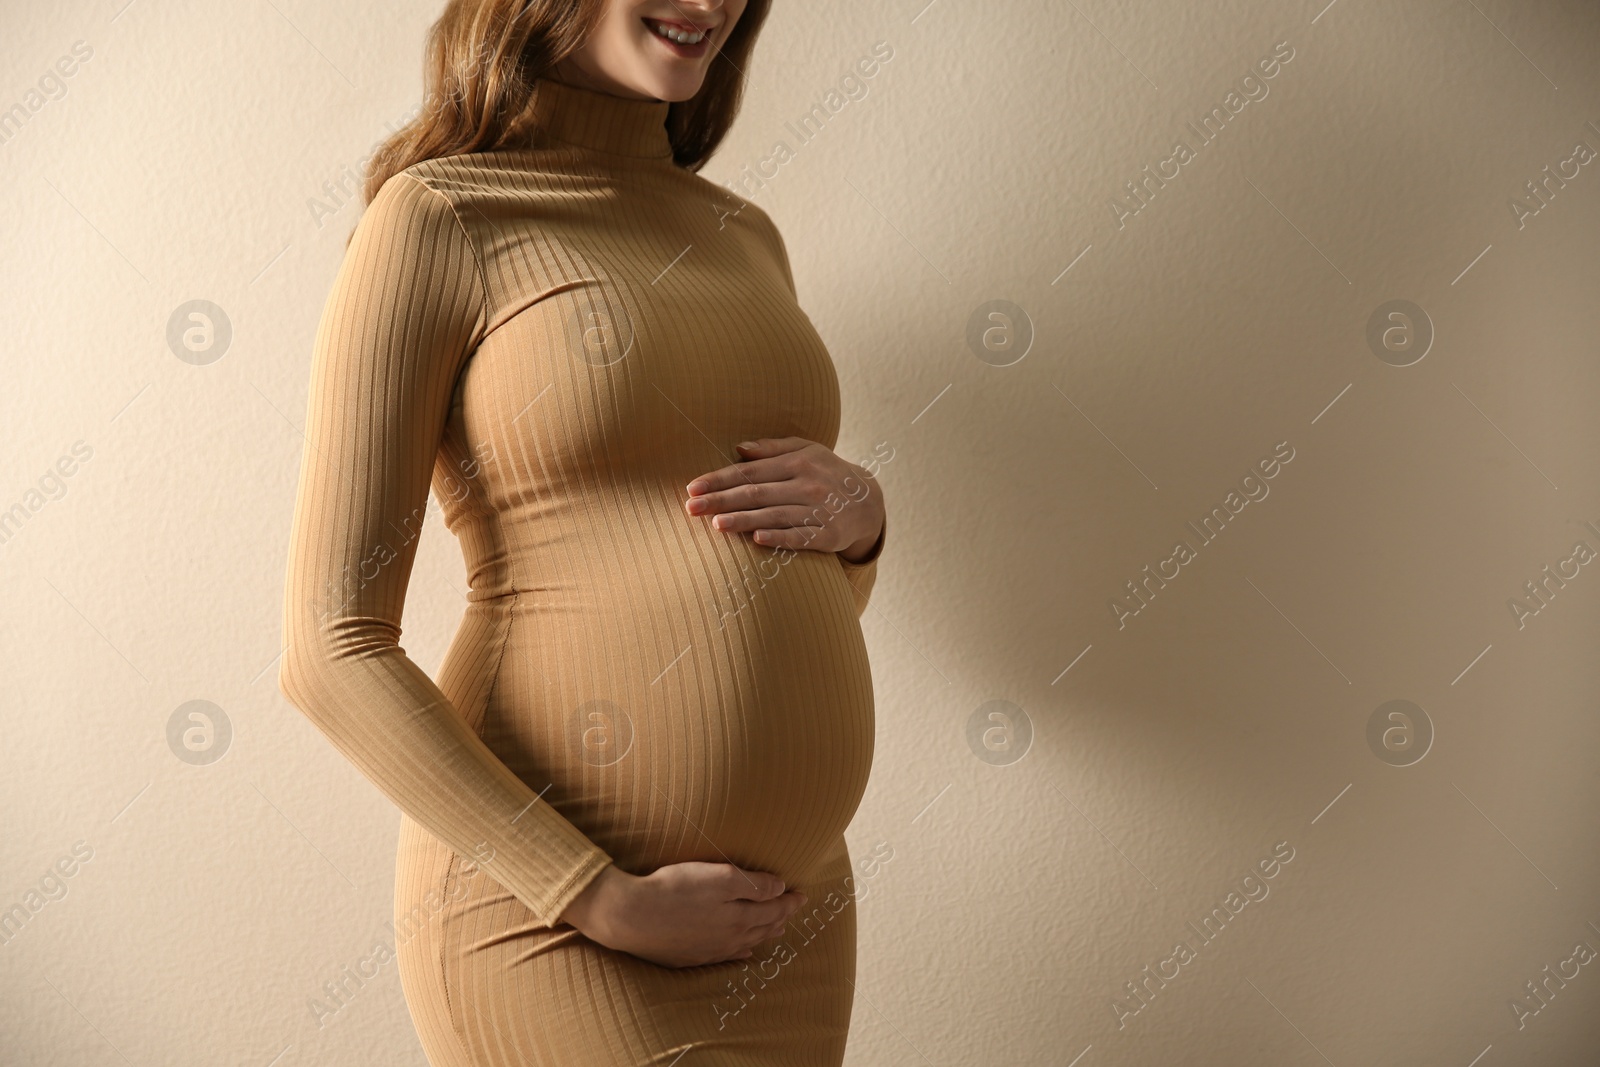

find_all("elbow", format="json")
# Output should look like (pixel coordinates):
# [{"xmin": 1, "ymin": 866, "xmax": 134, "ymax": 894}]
[
  {"xmin": 277, "ymin": 641, "xmax": 309, "ymax": 705},
  {"xmin": 277, "ymin": 627, "xmax": 324, "ymax": 715},
  {"xmin": 275, "ymin": 606, "xmax": 344, "ymax": 712},
  {"xmin": 277, "ymin": 624, "xmax": 355, "ymax": 729},
  {"xmin": 278, "ymin": 602, "xmax": 401, "ymax": 708},
  {"xmin": 279, "ymin": 590, "xmax": 323, "ymax": 686}
]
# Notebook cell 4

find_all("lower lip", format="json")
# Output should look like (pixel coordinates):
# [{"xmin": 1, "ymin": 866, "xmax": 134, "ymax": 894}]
[{"xmin": 644, "ymin": 20, "xmax": 713, "ymax": 58}]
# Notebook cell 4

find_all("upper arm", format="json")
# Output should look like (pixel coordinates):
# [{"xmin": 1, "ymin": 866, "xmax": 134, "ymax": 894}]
[{"xmin": 284, "ymin": 171, "xmax": 488, "ymax": 651}]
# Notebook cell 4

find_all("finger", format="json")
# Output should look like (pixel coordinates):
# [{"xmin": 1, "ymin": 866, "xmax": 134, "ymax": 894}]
[
  {"xmin": 752, "ymin": 903, "xmax": 803, "ymax": 947},
  {"xmin": 727, "ymin": 866, "xmax": 786, "ymax": 901},
  {"xmin": 734, "ymin": 436, "xmax": 812, "ymax": 460},
  {"xmin": 737, "ymin": 895, "xmax": 802, "ymax": 929},
  {"xmin": 710, "ymin": 505, "xmax": 825, "ymax": 535},
  {"xmin": 736, "ymin": 899, "xmax": 790, "ymax": 928},
  {"xmin": 686, "ymin": 455, "xmax": 794, "ymax": 496},
  {"xmin": 742, "ymin": 919, "xmax": 789, "ymax": 951},
  {"xmin": 684, "ymin": 478, "xmax": 799, "ymax": 518},
  {"xmin": 741, "ymin": 889, "xmax": 808, "ymax": 928},
  {"xmin": 751, "ymin": 523, "xmax": 836, "ymax": 551},
  {"xmin": 740, "ymin": 928, "xmax": 782, "ymax": 956}
]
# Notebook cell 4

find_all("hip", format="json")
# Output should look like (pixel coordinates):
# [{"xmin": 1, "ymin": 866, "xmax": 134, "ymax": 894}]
[{"xmin": 395, "ymin": 820, "xmax": 859, "ymax": 1065}]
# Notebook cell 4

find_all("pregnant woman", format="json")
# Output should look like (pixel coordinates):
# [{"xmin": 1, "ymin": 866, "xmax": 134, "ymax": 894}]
[{"xmin": 277, "ymin": 0, "xmax": 887, "ymax": 1064}]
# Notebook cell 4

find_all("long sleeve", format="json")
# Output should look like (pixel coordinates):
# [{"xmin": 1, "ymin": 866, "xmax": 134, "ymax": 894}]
[{"xmin": 277, "ymin": 171, "xmax": 611, "ymax": 927}]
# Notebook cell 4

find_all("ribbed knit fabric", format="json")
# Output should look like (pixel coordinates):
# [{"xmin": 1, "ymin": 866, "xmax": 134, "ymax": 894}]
[{"xmin": 278, "ymin": 75, "xmax": 885, "ymax": 1065}]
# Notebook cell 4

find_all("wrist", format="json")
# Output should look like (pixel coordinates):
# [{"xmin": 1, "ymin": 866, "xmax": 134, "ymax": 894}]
[
  {"xmin": 560, "ymin": 864, "xmax": 633, "ymax": 938},
  {"xmin": 839, "ymin": 512, "xmax": 885, "ymax": 565}
]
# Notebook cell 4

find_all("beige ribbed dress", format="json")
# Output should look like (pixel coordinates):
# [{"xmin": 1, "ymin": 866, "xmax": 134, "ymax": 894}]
[{"xmin": 278, "ymin": 76, "xmax": 885, "ymax": 1065}]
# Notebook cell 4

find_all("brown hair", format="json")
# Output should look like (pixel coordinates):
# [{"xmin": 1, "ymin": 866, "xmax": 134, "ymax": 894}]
[{"xmin": 362, "ymin": 0, "xmax": 769, "ymax": 205}]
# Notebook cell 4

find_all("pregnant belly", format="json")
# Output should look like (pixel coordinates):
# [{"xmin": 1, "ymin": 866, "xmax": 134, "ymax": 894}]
[{"xmin": 473, "ymin": 539, "xmax": 875, "ymax": 888}]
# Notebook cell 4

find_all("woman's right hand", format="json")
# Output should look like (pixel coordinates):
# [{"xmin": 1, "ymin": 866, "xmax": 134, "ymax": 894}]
[{"xmin": 559, "ymin": 861, "xmax": 807, "ymax": 968}]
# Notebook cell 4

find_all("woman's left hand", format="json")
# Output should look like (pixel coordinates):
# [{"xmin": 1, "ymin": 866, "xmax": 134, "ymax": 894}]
[{"xmin": 684, "ymin": 437, "xmax": 885, "ymax": 563}]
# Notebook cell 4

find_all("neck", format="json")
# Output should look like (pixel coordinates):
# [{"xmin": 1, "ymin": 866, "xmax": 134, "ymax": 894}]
[{"xmin": 521, "ymin": 75, "xmax": 675, "ymax": 160}]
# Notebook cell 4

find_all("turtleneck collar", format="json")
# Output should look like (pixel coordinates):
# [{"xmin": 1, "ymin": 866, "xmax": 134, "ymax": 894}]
[{"xmin": 524, "ymin": 76, "xmax": 674, "ymax": 161}]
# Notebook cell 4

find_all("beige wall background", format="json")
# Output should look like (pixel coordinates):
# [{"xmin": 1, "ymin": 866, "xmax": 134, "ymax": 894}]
[{"xmin": 4, "ymin": 0, "xmax": 1599, "ymax": 1064}]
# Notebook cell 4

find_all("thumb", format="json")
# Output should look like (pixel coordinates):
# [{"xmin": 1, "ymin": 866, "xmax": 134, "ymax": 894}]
[
  {"xmin": 736, "ymin": 436, "xmax": 807, "ymax": 459},
  {"xmin": 737, "ymin": 868, "xmax": 787, "ymax": 900}
]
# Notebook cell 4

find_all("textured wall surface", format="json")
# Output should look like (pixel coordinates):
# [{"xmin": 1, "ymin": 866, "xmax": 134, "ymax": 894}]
[{"xmin": 3, "ymin": 1, "xmax": 1599, "ymax": 1065}]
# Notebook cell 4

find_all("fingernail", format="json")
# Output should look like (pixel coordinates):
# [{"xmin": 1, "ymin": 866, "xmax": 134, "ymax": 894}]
[
  {"xmin": 737, "ymin": 441, "xmax": 757, "ymax": 451},
  {"xmin": 686, "ymin": 479, "xmax": 707, "ymax": 494}
]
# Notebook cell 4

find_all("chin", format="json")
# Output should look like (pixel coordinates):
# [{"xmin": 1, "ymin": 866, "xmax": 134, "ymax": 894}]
[{"xmin": 627, "ymin": 67, "xmax": 710, "ymax": 104}]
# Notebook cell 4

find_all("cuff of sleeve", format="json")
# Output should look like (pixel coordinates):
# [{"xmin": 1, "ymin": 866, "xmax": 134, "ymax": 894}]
[{"xmin": 537, "ymin": 849, "xmax": 614, "ymax": 930}]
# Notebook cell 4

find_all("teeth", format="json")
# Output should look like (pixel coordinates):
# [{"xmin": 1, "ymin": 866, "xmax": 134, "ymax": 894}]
[{"xmin": 649, "ymin": 20, "xmax": 707, "ymax": 45}]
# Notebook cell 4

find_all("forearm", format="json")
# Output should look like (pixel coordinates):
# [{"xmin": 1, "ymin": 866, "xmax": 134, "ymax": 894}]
[{"xmin": 279, "ymin": 615, "xmax": 613, "ymax": 926}]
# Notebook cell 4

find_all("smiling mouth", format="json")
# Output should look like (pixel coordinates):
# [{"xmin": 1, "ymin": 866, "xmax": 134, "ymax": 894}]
[{"xmin": 643, "ymin": 16, "xmax": 716, "ymax": 48}]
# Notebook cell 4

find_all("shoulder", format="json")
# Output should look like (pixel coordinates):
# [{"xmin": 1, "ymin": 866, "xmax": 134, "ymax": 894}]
[
  {"xmin": 695, "ymin": 174, "xmax": 792, "ymax": 268},
  {"xmin": 358, "ymin": 164, "xmax": 472, "ymax": 243},
  {"xmin": 372, "ymin": 149, "xmax": 589, "ymax": 250},
  {"xmin": 355, "ymin": 157, "xmax": 516, "ymax": 275},
  {"xmin": 672, "ymin": 176, "xmax": 796, "ymax": 292},
  {"xmin": 396, "ymin": 148, "xmax": 601, "ymax": 208},
  {"xmin": 674, "ymin": 167, "xmax": 782, "ymax": 230},
  {"xmin": 364, "ymin": 152, "xmax": 544, "ymax": 230},
  {"xmin": 724, "ymin": 194, "xmax": 795, "ymax": 283},
  {"xmin": 732, "ymin": 195, "xmax": 783, "ymax": 243},
  {"xmin": 396, "ymin": 151, "xmax": 521, "ymax": 198},
  {"xmin": 344, "ymin": 166, "xmax": 489, "ymax": 319},
  {"xmin": 369, "ymin": 155, "xmax": 510, "ymax": 226}
]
